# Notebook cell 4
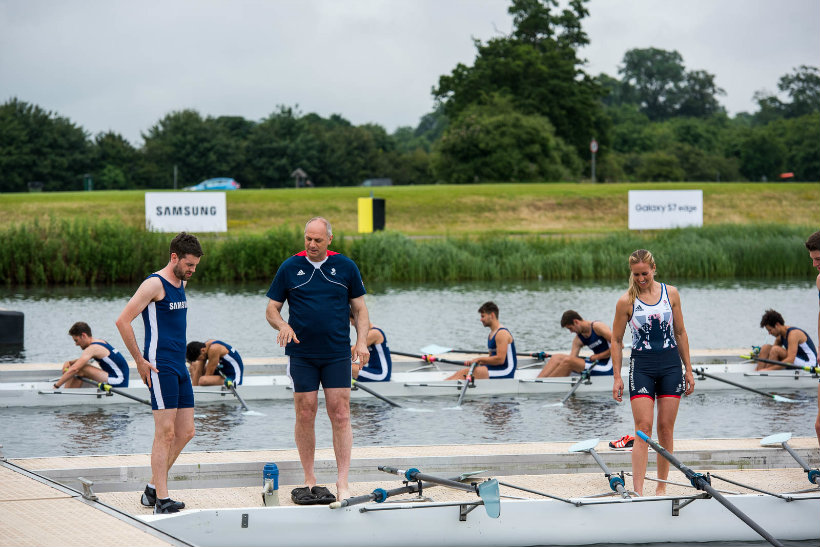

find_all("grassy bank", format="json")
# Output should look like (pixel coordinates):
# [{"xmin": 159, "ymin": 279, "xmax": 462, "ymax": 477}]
[
  {"xmin": 1, "ymin": 182, "xmax": 818, "ymax": 236},
  {"xmin": 0, "ymin": 219, "xmax": 814, "ymax": 285}
]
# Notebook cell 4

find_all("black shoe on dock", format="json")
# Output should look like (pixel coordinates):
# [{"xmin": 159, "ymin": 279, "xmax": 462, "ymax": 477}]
[
  {"xmin": 154, "ymin": 498, "xmax": 181, "ymax": 514},
  {"xmin": 142, "ymin": 485, "xmax": 185, "ymax": 510}
]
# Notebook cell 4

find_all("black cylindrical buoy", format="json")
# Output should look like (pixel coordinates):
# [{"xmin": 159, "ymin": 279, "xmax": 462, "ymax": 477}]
[{"xmin": 0, "ymin": 310, "xmax": 24, "ymax": 345}]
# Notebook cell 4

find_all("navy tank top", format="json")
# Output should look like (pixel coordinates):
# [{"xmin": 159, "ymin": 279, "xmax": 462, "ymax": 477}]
[
  {"xmin": 141, "ymin": 274, "xmax": 187, "ymax": 370},
  {"xmin": 91, "ymin": 341, "xmax": 129, "ymax": 386}
]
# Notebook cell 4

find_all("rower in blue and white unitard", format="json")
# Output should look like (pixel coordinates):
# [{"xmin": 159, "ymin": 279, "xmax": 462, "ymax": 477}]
[
  {"xmin": 757, "ymin": 309, "xmax": 818, "ymax": 370},
  {"xmin": 54, "ymin": 321, "xmax": 129, "ymax": 389},
  {"xmin": 352, "ymin": 320, "xmax": 392, "ymax": 382},
  {"xmin": 447, "ymin": 301, "xmax": 517, "ymax": 380},
  {"xmin": 537, "ymin": 310, "xmax": 613, "ymax": 378},
  {"xmin": 186, "ymin": 339, "xmax": 245, "ymax": 386}
]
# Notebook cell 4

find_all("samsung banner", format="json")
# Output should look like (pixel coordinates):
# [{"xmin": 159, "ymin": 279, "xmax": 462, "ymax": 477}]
[
  {"xmin": 145, "ymin": 192, "xmax": 228, "ymax": 232},
  {"xmin": 628, "ymin": 190, "xmax": 703, "ymax": 230}
]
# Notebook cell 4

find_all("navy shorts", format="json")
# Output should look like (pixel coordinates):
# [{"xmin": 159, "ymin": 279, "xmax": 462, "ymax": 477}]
[
  {"xmin": 149, "ymin": 364, "xmax": 195, "ymax": 410},
  {"xmin": 629, "ymin": 351, "xmax": 684, "ymax": 400},
  {"xmin": 288, "ymin": 355, "xmax": 351, "ymax": 392}
]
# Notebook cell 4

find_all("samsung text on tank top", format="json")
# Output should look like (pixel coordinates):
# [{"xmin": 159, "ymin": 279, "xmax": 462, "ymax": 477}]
[{"xmin": 629, "ymin": 283, "xmax": 677, "ymax": 353}]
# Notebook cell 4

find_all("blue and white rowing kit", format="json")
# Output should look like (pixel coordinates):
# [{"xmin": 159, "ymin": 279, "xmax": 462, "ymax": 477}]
[
  {"xmin": 485, "ymin": 327, "xmax": 517, "ymax": 379},
  {"xmin": 90, "ymin": 341, "xmax": 129, "ymax": 387},
  {"xmin": 577, "ymin": 321, "xmax": 613, "ymax": 376},
  {"xmin": 211, "ymin": 340, "xmax": 244, "ymax": 385},
  {"xmin": 358, "ymin": 327, "xmax": 392, "ymax": 382},
  {"xmin": 141, "ymin": 273, "xmax": 194, "ymax": 410}
]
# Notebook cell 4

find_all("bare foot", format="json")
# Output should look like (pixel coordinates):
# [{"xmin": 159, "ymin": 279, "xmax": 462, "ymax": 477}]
[
  {"xmin": 655, "ymin": 485, "xmax": 667, "ymax": 496},
  {"xmin": 336, "ymin": 482, "xmax": 349, "ymax": 501}
]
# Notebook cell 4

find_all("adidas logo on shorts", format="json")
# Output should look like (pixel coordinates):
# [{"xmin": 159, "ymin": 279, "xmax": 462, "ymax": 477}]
[{"xmin": 638, "ymin": 387, "xmax": 649, "ymax": 394}]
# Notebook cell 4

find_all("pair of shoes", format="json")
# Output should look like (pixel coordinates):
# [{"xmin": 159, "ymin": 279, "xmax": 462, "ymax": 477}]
[
  {"xmin": 141, "ymin": 486, "xmax": 185, "ymax": 510},
  {"xmin": 154, "ymin": 498, "xmax": 181, "ymax": 514},
  {"xmin": 290, "ymin": 485, "xmax": 337, "ymax": 505},
  {"xmin": 609, "ymin": 434, "xmax": 635, "ymax": 449}
]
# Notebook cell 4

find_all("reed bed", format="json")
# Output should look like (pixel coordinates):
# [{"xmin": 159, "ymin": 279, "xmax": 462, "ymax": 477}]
[{"xmin": 0, "ymin": 219, "xmax": 813, "ymax": 286}]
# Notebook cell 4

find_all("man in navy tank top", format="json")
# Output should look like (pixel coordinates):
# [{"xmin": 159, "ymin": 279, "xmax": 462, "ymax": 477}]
[
  {"xmin": 537, "ymin": 310, "xmax": 614, "ymax": 378},
  {"xmin": 447, "ymin": 301, "xmax": 517, "ymax": 380},
  {"xmin": 53, "ymin": 321, "xmax": 129, "ymax": 389},
  {"xmin": 266, "ymin": 217, "xmax": 370, "ymax": 504},
  {"xmin": 116, "ymin": 232, "xmax": 203, "ymax": 514},
  {"xmin": 757, "ymin": 309, "xmax": 818, "ymax": 371}
]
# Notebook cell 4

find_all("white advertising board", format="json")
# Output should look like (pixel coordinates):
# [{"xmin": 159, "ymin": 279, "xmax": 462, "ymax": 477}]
[
  {"xmin": 145, "ymin": 192, "xmax": 227, "ymax": 233},
  {"xmin": 628, "ymin": 190, "xmax": 703, "ymax": 230}
]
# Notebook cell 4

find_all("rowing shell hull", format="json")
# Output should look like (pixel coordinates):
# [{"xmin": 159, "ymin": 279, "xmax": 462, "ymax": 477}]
[
  {"xmin": 142, "ymin": 493, "xmax": 819, "ymax": 546},
  {"xmin": 1, "ymin": 363, "xmax": 816, "ymax": 407}
]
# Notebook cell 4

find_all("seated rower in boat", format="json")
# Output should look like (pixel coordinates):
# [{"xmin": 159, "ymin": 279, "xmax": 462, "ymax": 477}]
[
  {"xmin": 537, "ymin": 310, "xmax": 614, "ymax": 378},
  {"xmin": 351, "ymin": 313, "xmax": 392, "ymax": 382},
  {"xmin": 447, "ymin": 301, "xmax": 516, "ymax": 380}
]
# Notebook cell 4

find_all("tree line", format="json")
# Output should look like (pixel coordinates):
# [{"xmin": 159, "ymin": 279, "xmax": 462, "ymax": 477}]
[{"xmin": 0, "ymin": 0, "xmax": 817, "ymax": 192}]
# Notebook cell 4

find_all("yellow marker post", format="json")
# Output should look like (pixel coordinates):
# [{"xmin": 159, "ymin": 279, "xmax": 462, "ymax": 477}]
[{"xmin": 358, "ymin": 197, "xmax": 374, "ymax": 233}]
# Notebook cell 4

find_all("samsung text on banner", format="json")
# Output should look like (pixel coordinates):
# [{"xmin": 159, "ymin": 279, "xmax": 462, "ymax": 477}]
[
  {"xmin": 628, "ymin": 190, "xmax": 703, "ymax": 230},
  {"xmin": 145, "ymin": 192, "xmax": 228, "ymax": 232}
]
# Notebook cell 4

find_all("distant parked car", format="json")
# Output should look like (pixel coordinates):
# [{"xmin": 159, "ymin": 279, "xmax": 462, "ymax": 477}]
[
  {"xmin": 361, "ymin": 178, "xmax": 392, "ymax": 187},
  {"xmin": 184, "ymin": 177, "xmax": 241, "ymax": 191}
]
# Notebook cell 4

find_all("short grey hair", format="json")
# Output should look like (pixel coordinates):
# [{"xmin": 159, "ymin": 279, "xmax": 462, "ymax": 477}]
[{"xmin": 305, "ymin": 217, "xmax": 332, "ymax": 237}]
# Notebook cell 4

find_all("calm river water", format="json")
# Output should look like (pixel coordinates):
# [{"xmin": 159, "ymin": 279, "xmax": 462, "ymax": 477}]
[{"xmin": 1, "ymin": 278, "xmax": 817, "ymax": 363}]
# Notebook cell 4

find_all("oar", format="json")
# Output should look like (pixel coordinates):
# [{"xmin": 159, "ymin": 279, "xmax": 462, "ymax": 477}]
[
  {"xmin": 569, "ymin": 438, "xmax": 631, "ymax": 499},
  {"xmin": 695, "ymin": 367, "xmax": 799, "ymax": 403},
  {"xmin": 329, "ymin": 470, "xmax": 481, "ymax": 509},
  {"xmin": 636, "ymin": 431, "xmax": 785, "ymax": 547},
  {"xmin": 760, "ymin": 432, "xmax": 820, "ymax": 486},
  {"xmin": 753, "ymin": 357, "xmax": 820, "ymax": 374},
  {"xmin": 456, "ymin": 362, "xmax": 478, "ymax": 407},
  {"xmin": 391, "ymin": 351, "xmax": 466, "ymax": 366},
  {"xmin": 453, "ymin": 348, "xmax": 550, "ymax": 360},
  {"xmin": 218, "ymin": 371, "xmax": 250, "ymax": 411},
  {"xmin": 378, "ymin": 465, "xmax": 500, "ymax": 518},
  {"xmin": 546, "ymin": 369, "xmax": 590, "ymax": 407},
  {"xmin": 75, "ymin": 376, "xmax": 150, "ymax": 406},
  {"xmin": 352, "ymin": 378, "xmax": 402, "ymax": 408}
]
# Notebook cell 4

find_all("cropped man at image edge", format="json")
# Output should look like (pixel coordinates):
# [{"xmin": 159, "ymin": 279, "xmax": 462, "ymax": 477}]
[
  {"xmin": 805, "ymin": 230, "xmax": 820, "ymax": 447},
  {"xmin": 265, "ymin": 217, "xmax": 370, "ymax": 505}
]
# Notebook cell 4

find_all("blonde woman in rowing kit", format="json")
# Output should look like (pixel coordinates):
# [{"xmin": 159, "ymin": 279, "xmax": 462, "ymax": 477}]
[{"xmin": 611, "ymin": 249, "xmax": 695, "ymax": 496}]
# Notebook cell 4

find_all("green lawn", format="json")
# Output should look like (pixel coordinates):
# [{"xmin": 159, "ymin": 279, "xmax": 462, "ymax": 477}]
[{"xmin": 2, "ymin": 182, "xmax": 817, "ymax": 236}]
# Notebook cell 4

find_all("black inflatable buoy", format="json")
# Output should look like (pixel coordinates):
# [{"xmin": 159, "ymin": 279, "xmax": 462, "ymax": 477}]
[{"xmin": 0, "ymin": 310, "xmax": 24, "ymax": 345}]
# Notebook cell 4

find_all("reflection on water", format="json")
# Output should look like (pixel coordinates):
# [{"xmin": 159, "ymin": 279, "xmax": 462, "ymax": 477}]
[
  {"xmin": 1, "ymin": 278, "xmax": 817, "ymax": 364},
  {"xmin": 1, "ymin": 388, "xmax": 815, "ymax": 459}
]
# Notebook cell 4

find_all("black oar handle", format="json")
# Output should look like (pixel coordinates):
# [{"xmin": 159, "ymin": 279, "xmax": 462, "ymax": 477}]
[
  {"xmin": 391, "ymin": 351, "xmax": 465, "ymax": 366},
  {"xmin": 75, "ymin": 376, "xmax": 150, "ymax": 406},
  {"xmin": 637, "ymin": 431, "xmax": 784, "ymax": 547}
]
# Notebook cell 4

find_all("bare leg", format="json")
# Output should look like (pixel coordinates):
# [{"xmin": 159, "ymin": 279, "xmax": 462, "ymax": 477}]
[
  {"xmin": 64, "ymin": 365, "xmax": 109, "ymax": 388},
  {"xmin": 630, "ymin": 397, "xmax": 656, "ymax": 496},
  {"xmin": 167, "ymin": 407, "xmax": 195, "ymax": 472},
  {"xmin": 654, "ymin": 396, "xmax": 681, "ymax": 495},
  {"xmin": 293, "ymin": 391, "xmax": 319, "ymax": 487},
  {"xmin": 446, "ymin": 366, "xmax": 489, "ymax": 380},
  {"xmin": 324, "ymin": 387, "xmax": 352, "ymax": 500},
  {"xmin": 537, "ymin": 355, "xmax": 586, "ymax": 378},
  {"xmin": 151, "ymin": 408, "xmax": 178, "ymax": 499}
]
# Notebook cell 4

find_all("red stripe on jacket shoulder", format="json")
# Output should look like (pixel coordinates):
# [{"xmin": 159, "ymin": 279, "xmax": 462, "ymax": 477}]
[{"xmin": 294, "ymin": 250, "xmax": 340, "ymax": 256}]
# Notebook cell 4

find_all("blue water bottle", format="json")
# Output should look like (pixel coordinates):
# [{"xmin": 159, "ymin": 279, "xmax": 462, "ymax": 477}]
[{"xmin": 262, "ymin": 462, "xmax": 279, "ymax": 506}]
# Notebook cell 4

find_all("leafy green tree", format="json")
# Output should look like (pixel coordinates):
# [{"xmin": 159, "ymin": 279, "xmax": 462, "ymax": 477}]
[
  {"xmin": 434, "ymin": 0, "xmax": 605, "ymax": 159},
  {"xmin": 635, "ymin": 151, "xmax": 685, "ymax": 182},
  {"xmin": 778, "ymin": 65, "xmax": 820, "ymax": 118},
  {"xmin": 431, "ymin": 95, "xmax": 579, "ymax": 183},
  {"xmin": 91, "ymin": 131, "xmax": 139, "ymax": 189},
  {"xmin": 0, "ymin": 98, "xmax": 91, "ymax": 192},
  {"xmin": 618, "ymin": 48, "xmax": 724, "ymax": 120},
  {"xmin": 766, "ymin": 113, "xmax": 820, "ymax": 181},
  {"xmin": 739, "ymin": 130, "xmax": 786, "ymax": 181}
]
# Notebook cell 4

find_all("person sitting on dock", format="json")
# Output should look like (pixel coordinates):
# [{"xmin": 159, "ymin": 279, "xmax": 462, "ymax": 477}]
[
  {"xmin": 447, "ymin": 301, "xmax": 517, "ymax": 380},
  {"xmin": 186, "ymin": 340, "xmax": 244, "ymax": 387},
  {"xmin": 53, "ymin": 322, "xmax": 129, "ymax": 389},
  {"xmin": 537, "ymin": 310, "xmax": 613, "ymax": 378},
  {"xmin": 757, "ymin": 309, "xmax": 817, "ymax": 371},
  {"xmin": 350, "ymin": 314, "xmax": 391, "ymax": 382}
]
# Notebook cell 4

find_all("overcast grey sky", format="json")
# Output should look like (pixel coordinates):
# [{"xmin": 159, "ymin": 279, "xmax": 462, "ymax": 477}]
[{"xmin": 1, "ymin": 0, "xmax": 817, "ymax": 146}]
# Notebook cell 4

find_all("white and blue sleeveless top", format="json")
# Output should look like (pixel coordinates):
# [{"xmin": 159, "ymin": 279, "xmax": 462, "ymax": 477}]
[
  {"xmin": 91, "ymin": 341, "xmax": 129, "ymax": 386},
  {"xmin": 141, "ymin": 274, "xmax": 187, "ymax": 370},
  {"xmin": 629, "ymin": 283, "xmax": 677, "ymax": 354}
]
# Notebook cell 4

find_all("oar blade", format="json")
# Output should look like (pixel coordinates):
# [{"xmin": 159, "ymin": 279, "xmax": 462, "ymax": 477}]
[
  {"xmin": 772, "ymin": 394, "xmax": 799, "ymax": 403},
  {"xmin": 477, "ymin": 479, "xmax": 500, "ymax": 518},
  {"xmin": 568, "ymin": 438, "xmax": 600, "ymax": 453},
  {"xmin": 760, "ymin": 432, "xmax": 792, "ymax": 446}
]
